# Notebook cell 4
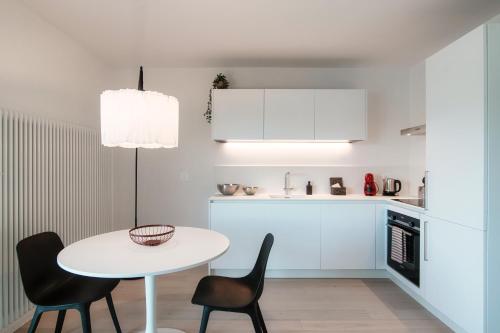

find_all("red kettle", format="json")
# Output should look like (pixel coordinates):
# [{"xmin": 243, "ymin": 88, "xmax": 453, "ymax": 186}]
[{"xmin": 364, "ymin": 173, "xmax": 378, "ymax": 196}]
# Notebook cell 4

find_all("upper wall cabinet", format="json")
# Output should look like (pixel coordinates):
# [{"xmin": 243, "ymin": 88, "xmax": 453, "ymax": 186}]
[
  {"xmin": 212, "ymin": 89, "xmax": 264, "ymax": 141},
  {"xmin": 211, "ymin": 88, "xmax": 367, "ymax": 142},
  {"xmin": 264, "ymin": 89, "xmax": 315, "ymax": 140},
  {"xmin": 315, "ymin": 89, "xmax": 367, "ymax": 141}
]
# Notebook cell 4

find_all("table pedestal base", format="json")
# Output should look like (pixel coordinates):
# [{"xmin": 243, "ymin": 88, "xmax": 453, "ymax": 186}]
[{"xmin": 143, "ymin": 276, "xmax": 186, "ymax": 333}]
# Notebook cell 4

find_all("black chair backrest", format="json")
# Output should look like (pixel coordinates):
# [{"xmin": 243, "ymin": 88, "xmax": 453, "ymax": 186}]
[
  {"xmin": 246, "ymin": 233, "xmax": 274, "ymax": 302},
  {"xmin": 16, "ymin": 232, "xmax": 67, "ymax": 303}
]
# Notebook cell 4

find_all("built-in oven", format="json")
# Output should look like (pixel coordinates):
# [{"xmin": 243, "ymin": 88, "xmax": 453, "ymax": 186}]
[{"xmin": 387, "ymin": 210, "xmax": 420, "ymax": 286}]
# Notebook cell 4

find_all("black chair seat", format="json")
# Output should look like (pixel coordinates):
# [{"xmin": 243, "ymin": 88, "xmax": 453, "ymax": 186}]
[
  {"xmin": 32, "ymin": 275, "xmax": 119, "ymax": 307},
  {"xmin": 192, "ymin": 276, "xmax": 255, "ymax": 309}
]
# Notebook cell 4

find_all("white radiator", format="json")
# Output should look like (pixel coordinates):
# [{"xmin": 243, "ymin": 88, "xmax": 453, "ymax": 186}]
[{"xmin": 0, "ymin": 109, "xmax": 114, "ymax": 331}]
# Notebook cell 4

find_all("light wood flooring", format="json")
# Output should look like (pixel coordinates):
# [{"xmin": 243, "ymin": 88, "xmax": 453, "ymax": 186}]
[{"xmin": 17, "ymin": 266, "xmax": 452, "ymax": 333}]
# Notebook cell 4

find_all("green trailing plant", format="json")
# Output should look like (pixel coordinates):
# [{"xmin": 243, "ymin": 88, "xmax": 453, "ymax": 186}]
[{"xmin": 205, "ymin": 73, "xmax": 229, "ymax": 123}]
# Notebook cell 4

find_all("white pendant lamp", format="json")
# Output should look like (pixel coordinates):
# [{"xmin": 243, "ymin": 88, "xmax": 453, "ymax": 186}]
[
  {"xmin": 100, "ymin": 67, "xmax": 179, "ymax": 149},
  {"xmin": 100, "ymin": 66, "xmax": 179, "ymax": 228}
]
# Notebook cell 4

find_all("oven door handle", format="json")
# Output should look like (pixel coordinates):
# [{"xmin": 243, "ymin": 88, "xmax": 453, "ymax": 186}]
[{"xmin": 387, "ymin": 224, "xmax": 414, "ymax": 236}]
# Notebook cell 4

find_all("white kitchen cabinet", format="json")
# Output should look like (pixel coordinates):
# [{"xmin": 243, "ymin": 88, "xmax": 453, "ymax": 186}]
[
  {"xmin": 314, "ymin": 89, "xmax": 367, "ymax": 141},
  {"xmin": 210, "ymin": 202, "xmax": 264, "ymax": 269},
  {"xmin": 420, "ymin": 23, "xmax": 500, "ymax": 333},
  {"xmin": 211, "ymin": 89, "xmax": 368, "ymax": 142},
  {"xmin": 421, "ymin": 215, "xmax": 484, "ymax": 333},
  {"xmin": 210, "ymin": 202, "xmax": 321, "ymax": 270},
  {"xmin": 212, "ymin": 89, "xmax": 264, "ymax": 141},
  {"xmin": 425, "ymin": 26, "xmax": 485, "ymax": 230},
  {"xmin": 320, "ymin": 204, "xmax": 376, "ymax": 269},
  {"xmin": 486, "ymin": 22, "xmax": 500, "ymax": 333},
  {"xmin": 264, "ymin": 89, "xmax": 315, "ymax": 140},
  {"xmin": 210, "ymin": 201, "xmax": 381, "ymax": 272}
]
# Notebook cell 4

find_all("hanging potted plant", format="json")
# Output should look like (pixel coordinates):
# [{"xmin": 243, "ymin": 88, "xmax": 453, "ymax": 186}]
[{"xmin": 204, "ymin": 73, "xmax": 229, "ymax": 123}]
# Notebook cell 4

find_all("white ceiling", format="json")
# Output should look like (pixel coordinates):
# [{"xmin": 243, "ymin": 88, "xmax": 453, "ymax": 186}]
[{"xmin": 23, "ymin": 0, "xmax": 500, "ymax": 68}]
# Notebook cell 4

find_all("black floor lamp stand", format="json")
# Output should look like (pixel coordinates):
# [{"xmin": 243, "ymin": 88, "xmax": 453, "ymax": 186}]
[
  {"xmin": 134, "ymin": 66, "xmax": 144, "ymax": 229},
  {"xmin": 135, "ymin": 147, "xmax": 138, "ymax": 228}
]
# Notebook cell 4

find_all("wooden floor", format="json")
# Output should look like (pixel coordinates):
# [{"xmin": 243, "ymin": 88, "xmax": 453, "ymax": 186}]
[{"xmin": 17, "ymin": 266, "xmax": 451, "ymax": 333}]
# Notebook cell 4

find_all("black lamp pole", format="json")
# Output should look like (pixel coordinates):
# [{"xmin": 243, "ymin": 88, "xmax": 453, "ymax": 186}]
[{"xmin": 134, "ymin": 66, "xmax": 144, "ymax": 228}]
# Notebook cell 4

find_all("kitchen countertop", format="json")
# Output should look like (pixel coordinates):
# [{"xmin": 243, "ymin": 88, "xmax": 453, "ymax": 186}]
[{"xmin": 209, "ymin": 194, "xmax": 425, "ymax": 212}]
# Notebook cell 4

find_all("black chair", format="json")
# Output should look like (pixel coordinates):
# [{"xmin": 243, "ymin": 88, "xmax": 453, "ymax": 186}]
[
  {"xmin": 16, "ymin": 232, "xmax": 122, "ymax": 333},
  {"xmin": 192, "ymin": 233, "xmax": 274, "ymax": 333}
]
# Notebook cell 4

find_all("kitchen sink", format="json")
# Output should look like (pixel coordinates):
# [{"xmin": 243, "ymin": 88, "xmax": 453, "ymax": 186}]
[{"xmin": 268, "ymin": 194, "xmax": 307, "ymax": 199}]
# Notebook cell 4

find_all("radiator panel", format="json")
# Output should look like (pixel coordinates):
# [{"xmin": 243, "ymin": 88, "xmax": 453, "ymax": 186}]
[{"xmin": 0, "ymin": 110, "xmax": 114, "ymax": 330}]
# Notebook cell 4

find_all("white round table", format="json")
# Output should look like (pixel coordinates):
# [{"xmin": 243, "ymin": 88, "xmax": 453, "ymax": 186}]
[{"xmin": 57, "ymin": 227, "xmax": 229, "ymax": 333}]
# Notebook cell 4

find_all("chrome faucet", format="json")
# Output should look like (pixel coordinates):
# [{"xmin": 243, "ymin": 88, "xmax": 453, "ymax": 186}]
[{"xmin": 284, "ymin": 171, "xmax": 295, "ymax": 195}]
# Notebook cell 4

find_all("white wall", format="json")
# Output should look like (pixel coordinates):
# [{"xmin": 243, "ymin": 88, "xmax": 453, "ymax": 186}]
[
  {"xmin": 0, "ymin": 1, "xmax": 115, "ymax": 331},
  {"xmin": 112, "ymin": 67, "xmax": 417, "ymax": 230},
  {"xmin": 0, "ymin": 0, "xmax": 111, "ymax": 129}
]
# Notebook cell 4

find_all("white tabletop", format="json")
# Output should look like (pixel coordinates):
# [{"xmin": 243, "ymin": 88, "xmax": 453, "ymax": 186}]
[{"xmin": 57, "ymin": 227, "xmax": 230, "ymax": 279}]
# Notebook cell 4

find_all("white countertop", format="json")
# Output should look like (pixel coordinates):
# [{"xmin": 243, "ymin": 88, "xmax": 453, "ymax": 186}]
[{"xmin": 209, "ymin": 194, "xmax": 425, "ymax": 212}]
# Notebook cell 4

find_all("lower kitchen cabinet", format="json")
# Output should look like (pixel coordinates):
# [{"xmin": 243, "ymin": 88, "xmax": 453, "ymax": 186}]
[
  {"xmin": 210, "ymin": 202, "xmax": 321, "ymax": 270},
  {"xmin": 321, "ymin": 204, "xmax": 376, "ymax": 269},
  {"xmin": 209, "ymin": 200, "xmax": 486, "ymax": 331},
  {"xmin": 421, "ymin": 215, "xmax": 484, "ymax": 333},
  {"xmin": 210, "ymin": 201, "xmax": 378, "ymax": 272}
]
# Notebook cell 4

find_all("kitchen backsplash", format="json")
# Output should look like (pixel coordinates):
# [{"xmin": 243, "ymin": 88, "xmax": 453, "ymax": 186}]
[{"xmin": 214, "ymin": 165, "xmax": 410, "ymax": 196}]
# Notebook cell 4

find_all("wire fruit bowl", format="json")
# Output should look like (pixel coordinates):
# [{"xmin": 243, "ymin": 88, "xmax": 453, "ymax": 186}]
[{"xmin": 129, "ymin": 224, "xmax": 175, "ymax": 246}]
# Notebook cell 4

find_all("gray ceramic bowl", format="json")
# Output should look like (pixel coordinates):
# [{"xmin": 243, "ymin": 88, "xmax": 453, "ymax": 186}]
[
  {"xmin": 243, "ymin": 186, "xmax": 258, "ymax": 195},
  {"xmin": 217, "ymin": 184, "xmax": 240, "ymax": 196}
]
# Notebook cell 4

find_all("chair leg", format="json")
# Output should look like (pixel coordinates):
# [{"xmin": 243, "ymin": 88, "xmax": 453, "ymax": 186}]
[
  {"xmin": 78, "ymin": 304, "xmax": 92, "ymax": 333},
  {"xmin": 27, "ymin": 307, "xmax": 43, "ymax": 333},
  {"xmin": 199, "ymin": 306, "xmax": 212, "ymax": 333},
  {"xmin": 248, "ymin": 307, "xmax": 262, "ymax": 333},
  {"xmin": 105, "ymin": 294, "xmax": 122, "ymax": 333},
  {"xmin": 54, "ymin": 310, "xmax": 66, "ymax": 333},
  {"xmin": 255, "ymin": 303, "xmax": 267, "ymax": 333}
]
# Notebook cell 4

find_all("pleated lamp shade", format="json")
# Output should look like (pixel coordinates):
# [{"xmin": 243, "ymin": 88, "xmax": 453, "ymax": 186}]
[{"xmin": 100, "ymin": 89, "xmax": 179, "ymax": 148}]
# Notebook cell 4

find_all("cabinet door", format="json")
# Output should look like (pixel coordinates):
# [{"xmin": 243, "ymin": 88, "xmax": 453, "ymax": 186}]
[
  {"xmin": 321, "ymin": 204, "xmax": 376, "ymax": 269},
  {"xmin": 264, "ymin": 89, "xmax": 314, "ymax": 140},
  {"xmin": 422, "ymin": 215, "xmax": 484, "ymax": 333},
  {"xmin": 212, "ymin": 89, "xmax": 264, "ymax": 141},
  {"xmin": 210, "ymin": 202, "xmax": 321, "ymax": 270},
  {"xmin": 264, "ymin": 203, "xmax": 321, "ymax": 269},
  {"xmin": 314, "ymin": 89, "xmax": 367, "ymax": 141},
  {"xmin": 425, "ymin": 26, "xmax": 485, "ymax": 229},
  {"xmin": 210, "ymin": 202, "xmax": 267, "ymax": 269}
]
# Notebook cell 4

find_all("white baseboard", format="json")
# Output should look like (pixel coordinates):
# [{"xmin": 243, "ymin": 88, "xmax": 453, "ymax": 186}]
[{"xmin": 211, "ymin": 268, "xmax": 388, "ymax": 278}]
